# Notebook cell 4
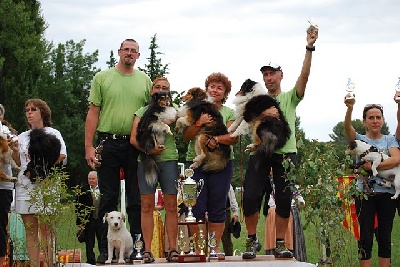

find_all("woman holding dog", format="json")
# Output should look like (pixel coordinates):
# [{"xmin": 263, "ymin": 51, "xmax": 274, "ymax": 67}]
[
  {"xmin": 130, "ymin": 77, "xmax": 180, "ymax": 263},
  {"xmin": 183, "ymin": 72, "xmax": 238, "ymax": 259},
  {"xmin": 15, "ymin": 99, "xmax": 67, "ymax": 267},
  {"xmin": 344, "ymin": 97, "xmax": 400, "ymax": 267}
]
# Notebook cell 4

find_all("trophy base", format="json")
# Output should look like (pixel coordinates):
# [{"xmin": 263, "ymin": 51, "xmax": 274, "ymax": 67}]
[
  {"xmin": 133, "ymin": 259, "xmax": 143, "ymax": 264},
  {"xmin": 184, "ymin": 217, "xmax": 197, "ymax": 223},
  {"xmin": 178, "ymin": 254, "xmax": 206, "ymax": 263},
  {"xmin": 209, "ymin": 255, "xmax": 219, "ymax": 262}
]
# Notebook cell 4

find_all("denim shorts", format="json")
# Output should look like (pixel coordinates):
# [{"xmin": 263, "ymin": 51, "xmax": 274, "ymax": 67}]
[{"xmin": 138, "ymin": 160, "xmax": 179, "ymax": 195}]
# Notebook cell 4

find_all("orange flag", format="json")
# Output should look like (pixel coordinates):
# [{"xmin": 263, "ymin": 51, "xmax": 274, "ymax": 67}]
[{"xmin": 337, "ymin": 176, "xmax": 360, "ymax": 240}]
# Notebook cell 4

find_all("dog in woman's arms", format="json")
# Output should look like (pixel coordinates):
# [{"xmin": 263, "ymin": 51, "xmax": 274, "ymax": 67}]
[
  {"xmin": 347, "ymin": 139, "xmax": 400, "ymax": 199},
  {"xmin": 24, "ymin": 128, "xmax": 61, "ymax": 183},
  {"xmin": 228, "ymin": 79, "xmax": 291, "ymax": 167},
  {"xmin": 0, "ymin": 125, "xmax": 19, "ymax": 182},
  {"xmin": 175, "ymin": 87, "xmax": 230, "ymax": 172},
  {"xmin": 136, "ymin": 91, "xmax": 177, "ymax": 186}
]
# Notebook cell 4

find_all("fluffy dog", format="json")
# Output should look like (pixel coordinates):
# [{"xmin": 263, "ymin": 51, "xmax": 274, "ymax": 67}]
[
  {"xmin": 104, "ymin": 211, "xmax": 134, "ymax": 264},
  {"xmin": 136, "ymin": 92, "xmax": 177, "ymax": 186},
  {"xmin": 24, "ymin": 128, "xmax": 61, "ymax": 183},
  {"xmin": 228, "ymin": 79, "xmax": 291, "ymax": 167},
  {"xmin": 348, "ymin": 140, "xmax": 400, "ymax": 199},
  {"xmin": 0, "ymin": 125, "xmax": 19, "ymax": 182},
  {"xmin": 175, "ymin": 87, "xmax": 231, "ymax": 172}
]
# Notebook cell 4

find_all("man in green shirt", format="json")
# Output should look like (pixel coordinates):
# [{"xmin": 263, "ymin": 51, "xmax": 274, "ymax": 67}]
[
  {"xmin": 242, "ymin": 27, "xmax": 319, "ymax": 260},
  {"xmin": 85, "ymin": 38, "xmax": 152, "ymax": 264}
]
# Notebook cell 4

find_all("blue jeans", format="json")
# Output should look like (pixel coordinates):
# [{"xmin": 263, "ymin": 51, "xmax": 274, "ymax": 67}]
[{"xmin": 96, "ymin": 137, "xmax": 141, "ymax": 253}]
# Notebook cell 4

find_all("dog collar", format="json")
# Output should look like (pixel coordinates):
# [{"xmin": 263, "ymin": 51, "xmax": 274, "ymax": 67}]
[{"xmin": 360, "ymin": 146, "xmax": 379, "ymax": 158}]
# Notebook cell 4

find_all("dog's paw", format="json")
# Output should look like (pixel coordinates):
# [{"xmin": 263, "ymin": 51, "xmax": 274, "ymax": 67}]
[
  {"xmin": 105, "ymin": 259, "xmax": 112, "ymax": 264},
  {"xmin": 166, "ymin": 129, "xmax": 173, "ymax": 135},
  {"xmin": 230, "ymin": 131, "xmax": 239, "ymax": 138},
  {"xmin": 189, "ymin": 162, "xmax": 200, "ymax": 169},
  {"xmin": 118, "ymin": 259, "xmax": 126, "ymax": 264},
  {"xmin": 245, "ymin": 144, "xmax": 257, "ymax": 153}
]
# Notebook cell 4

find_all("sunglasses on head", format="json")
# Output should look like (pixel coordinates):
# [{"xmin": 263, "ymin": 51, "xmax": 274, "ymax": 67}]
[{"xmin": 363, "ymin": 104, "xmax": 383, "ymax": 112}]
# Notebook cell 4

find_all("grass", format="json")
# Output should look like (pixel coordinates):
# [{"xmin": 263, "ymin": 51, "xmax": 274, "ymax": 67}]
[{"xmin": 51, "ymin": 202, "xmax": 400, "ymax": 267}]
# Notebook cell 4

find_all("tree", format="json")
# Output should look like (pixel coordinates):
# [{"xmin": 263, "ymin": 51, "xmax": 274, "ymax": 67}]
[
  {"xmin": 0, "ymin": 0, "xmax": 47, "ymax": 130},
  {"xmin": 138, "ymin": 33, "xmax": 169, "ymax": 80},
  {"xmin": 36, "ymin": 40, "xmax": 100, "ymax": 184},
  {"xmin": 106, "ymin": 50, "xmax": 117, "ymax": 68}
]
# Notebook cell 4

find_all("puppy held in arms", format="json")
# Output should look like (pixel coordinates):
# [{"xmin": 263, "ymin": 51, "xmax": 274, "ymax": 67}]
[
  {"xmin": 228, "ymin": 79, "xmax": 291, "ymax": 168},
  {"xmin": 348, "ymin": 140, "xmax": 400, "ymax": 199},
  {"xmin": 104, "ymin": 211, "xmax": 134, "ymax": 264},
  {"xmin": 175, "ymin": 87, "xmax": 231, "ymax": 172},
  {"xmin": 25, "ymin": 128, "xmax": 61, "ymax": 183},
  {"xmin": 0, "ymin": 122, "xmax": 20, "ymax": 182},
  {"xmin": 136, "ymin": 91, "xmax": 177, "ymax": 186}
]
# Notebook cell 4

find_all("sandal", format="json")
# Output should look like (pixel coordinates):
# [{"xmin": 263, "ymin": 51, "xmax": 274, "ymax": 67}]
[
  {"xmin": 143, "ymin": 251, "xmax": 155, "ymax": 264},
  {"xmin": 166, "ymin": 249, "xmax": 179, "ymax": 262}
]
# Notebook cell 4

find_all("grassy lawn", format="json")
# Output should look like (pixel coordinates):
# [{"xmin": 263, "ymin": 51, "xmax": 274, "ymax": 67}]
[{"xmin": 53, "ymin": 203, "xmax": 400, "ymax": 267}]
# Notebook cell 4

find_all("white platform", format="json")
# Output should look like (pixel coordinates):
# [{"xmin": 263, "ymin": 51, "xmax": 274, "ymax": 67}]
[{"xmin": 61, "ymin": 255, "xmax": 316, "ymax": 267}]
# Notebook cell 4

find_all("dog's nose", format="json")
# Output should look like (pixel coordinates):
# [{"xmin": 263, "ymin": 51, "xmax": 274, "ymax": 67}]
[{"xmin": 114, "ymin": 222, "xmax": 119, "ymax": 227}]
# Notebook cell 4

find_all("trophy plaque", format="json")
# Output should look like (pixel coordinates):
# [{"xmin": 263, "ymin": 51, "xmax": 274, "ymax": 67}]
[
  {"xmin": 395, "ymin": 77, "xmax": 400, "ymax": 103},
  {"xmin": 345, "ymin": 78, "xmax": 356, "ymax": 103},
  {"xmin": 133, "ymin": 234, "xmax": 143, "ymax": 264}
]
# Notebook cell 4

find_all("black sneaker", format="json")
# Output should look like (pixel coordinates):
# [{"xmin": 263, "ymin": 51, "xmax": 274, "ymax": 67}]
[
  {"xmin": 96, "ymin": 253, "xmax": 108, "ymax": 264},
  {"xmin": 274, "ymin": 240, "xmax": 293, "ymax": 258},
  {"xmin": 242, "ymin": 237, "xmax": 261, "ymax": 259}
]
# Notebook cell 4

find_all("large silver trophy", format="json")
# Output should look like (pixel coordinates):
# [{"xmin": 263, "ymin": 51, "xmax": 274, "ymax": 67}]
[{"xmin": 178, "ymin": 168, "xmax": 204, "ymax": 222}]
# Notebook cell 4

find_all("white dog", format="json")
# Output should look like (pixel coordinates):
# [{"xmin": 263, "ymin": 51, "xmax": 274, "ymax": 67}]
[
  {"xmin": 348, "ymin": 140, "xmax": 400, "ymax": 199},
  {"xmin": 104, "ymin": 211, "xmax": 134, "ymax": 264}
]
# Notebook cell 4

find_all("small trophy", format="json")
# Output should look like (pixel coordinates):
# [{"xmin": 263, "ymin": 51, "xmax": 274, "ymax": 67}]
[
  {"xmin": 178, "ymin": 168, "xmax": 204, "ymax": 222},
  {"xmin": 133, "ymin": 234, "xmax": 143, "ymax": 263},
  {"xmin": 188, "ymin": 234, "xmax": 196, "ymax": 255},
  {"xmin": 198, "ymin": 226, "xmax": 206, "ymax": 255},
  {"xmin": 178, "ymin": 228, "xmax": 186, "ymax": 255},
  {"xmin": 94, "ymin": 139, "xmax": 105, "ymax": 168},
  {"xmin": 0, "ymin": 122, "xmax": 18, "ymax": 142},
  {"xmin": 208, "ymin": 231, "xmax": 218, "ymax": 261},
  {"xmin": 395, "ymin": 77, "xmax": 400, "ymax": 103},
  {"xmin": 307, "ymin": 18, "xmax": 318, "ymax": 33},
  {"xmin": 345, "ymin": 78, "xmax": 356, "ymax": 103}
]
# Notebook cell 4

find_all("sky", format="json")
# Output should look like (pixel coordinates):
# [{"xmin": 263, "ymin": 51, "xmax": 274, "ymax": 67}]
[{"xmin": 39, "ymin": 0, "xmax": 400, "ymax": 142}]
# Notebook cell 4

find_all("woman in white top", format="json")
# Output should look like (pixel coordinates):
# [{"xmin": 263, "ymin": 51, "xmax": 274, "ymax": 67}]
[{"xmin": 15, "ymin": 99, "xmax": 67, "ymax": 267}]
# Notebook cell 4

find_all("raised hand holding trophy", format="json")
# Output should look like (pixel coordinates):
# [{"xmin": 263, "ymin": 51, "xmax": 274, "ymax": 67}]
[
  {"xmin": 307, "ymin": 18, "xmax": 318, "ymax": 33},
  {"xmin": 394, "ymin": 77, "xmax": 400, "ymax": 103},
  {"xmin": 345, "ymin": 78, "xmax": 356, "ymax": 103}
]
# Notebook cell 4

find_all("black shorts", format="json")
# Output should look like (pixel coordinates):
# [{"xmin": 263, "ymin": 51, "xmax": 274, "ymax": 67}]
[
  {"xmin": 243, "ymin": 153, "xmax": 296, "ymax": 218},
  {"xmin": 0, "ymin": 189, "xmax": 13, "ymax": 256}
]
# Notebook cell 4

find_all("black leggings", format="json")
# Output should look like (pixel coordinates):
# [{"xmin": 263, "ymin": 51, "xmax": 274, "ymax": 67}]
[{"xmin": 355, "ymin": 193, "xmax": 397, "ymax": 260}]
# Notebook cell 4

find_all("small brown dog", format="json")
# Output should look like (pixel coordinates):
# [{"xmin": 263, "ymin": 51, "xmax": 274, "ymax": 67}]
[
  {"xmin": 0, "ymin": 121, "xmax": 19, "ymax": 182},
  {"xmin": 175, "ymin": 87, "xmax": 230, "ymax": 172}
]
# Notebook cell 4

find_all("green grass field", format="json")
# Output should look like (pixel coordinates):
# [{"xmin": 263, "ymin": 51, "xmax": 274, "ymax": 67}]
[{"xmin": 54, "ymin": 206, "xmax": 400, "ymax": 267}]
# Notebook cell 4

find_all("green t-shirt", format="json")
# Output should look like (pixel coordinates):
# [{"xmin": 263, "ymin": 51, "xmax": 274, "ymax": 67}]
[
  {"xmin": 275, "ymin": 87, "xmax": 303, "ymax": 154},
  {"xmin": 186, "ymin": 105, "xmax": 235, "ymax": 161},
  {"xmin": 135, "ymin": 105, "xmax": 179, "ymax": 162},
  {"xmin": 88, "ymin": 67, "xmax": 152, "ymax": 135}
]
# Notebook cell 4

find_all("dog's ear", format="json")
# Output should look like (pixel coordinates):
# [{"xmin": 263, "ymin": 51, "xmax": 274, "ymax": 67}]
[
  {"xmin": 103, "ymin": 212, "xmax": 108, "ymax": 223},
  {"xmin": 121, "ymin": 213, "xmax": 126, "ymax": 222},
  {"xmin": 348, "ymin": 140, "xmax": 357, "ymax": 150}
]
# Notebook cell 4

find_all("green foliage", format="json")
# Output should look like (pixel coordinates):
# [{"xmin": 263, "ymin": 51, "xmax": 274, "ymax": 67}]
[
  {"xmin": 35, "ymin": 39, "xmax": 100, "ymax": 185},
  {"xmin": 285, "ymin": 136, "xmax": 360, "ymax": 266},
  {"xmin": 137, "ymin": 33, "xmax": 169, "ymax": 80},
  {"xmin": 26, "ymin": 167, "xmax": 88, "ymax": 266},
  {"xmin": 0, "ymin": 0, "xmax": 47, "ymax": 130},
  {"xmin": 106, "ymin": 50, "xmax": 117, "ymax": 68}
]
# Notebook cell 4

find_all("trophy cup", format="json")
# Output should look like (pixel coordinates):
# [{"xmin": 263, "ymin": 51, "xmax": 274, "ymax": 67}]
[
  {"xmin": 307, "ymin": 18, "xmax": 318, "ymax": 33},
  {"xmin": 178, "ymin": 168, "xmax": 204, "ymax": 222},
  {"xmin": 395, "ymin": 77, "xmax": 400, "ymax": 103},
  {"xmin": 345, "ymin": 78, "xmax": 356, "ymax": 103},
  {"xmin": 133, "ymin": 234, "xmax": 143, "ymax": 264},
  {"xmin": 208, "ymin": 231, "xmax": 218, "ymax": 261}
]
